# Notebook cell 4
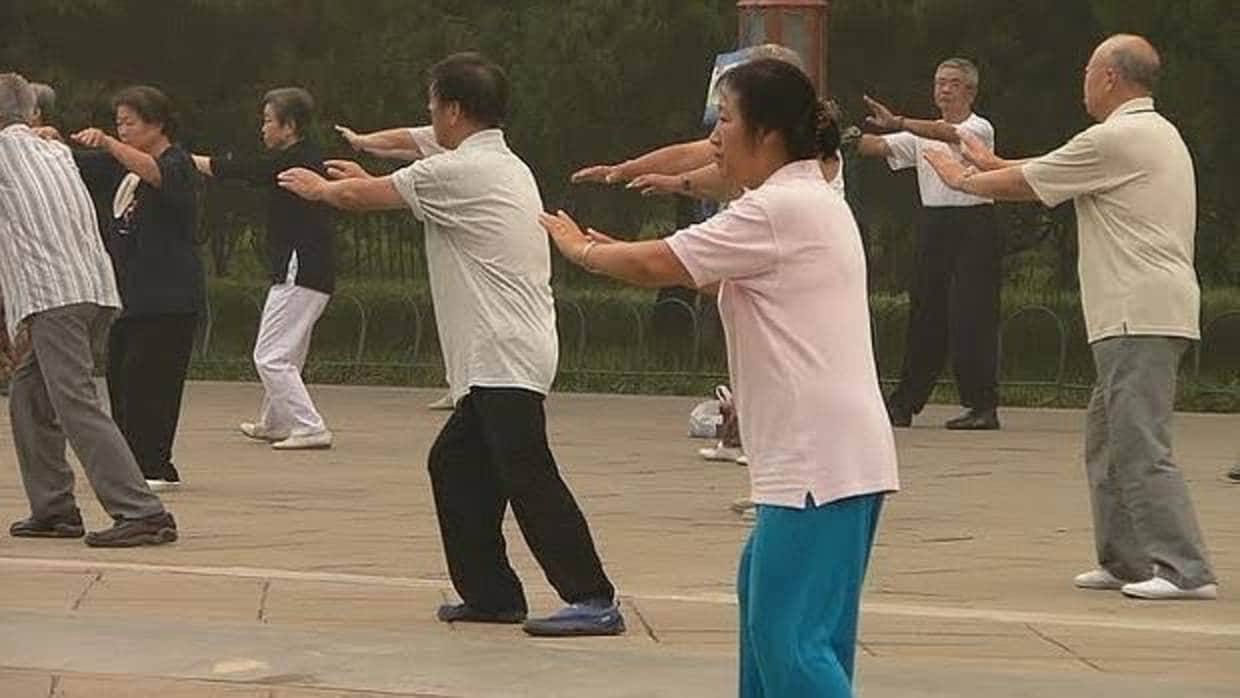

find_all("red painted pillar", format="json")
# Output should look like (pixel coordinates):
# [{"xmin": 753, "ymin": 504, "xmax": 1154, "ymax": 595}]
[{"xmin": 737, "ymin": 0, "xmax": 830, "ymax": 95}]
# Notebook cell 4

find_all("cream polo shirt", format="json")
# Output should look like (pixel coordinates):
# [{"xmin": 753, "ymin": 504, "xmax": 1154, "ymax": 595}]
[{"xmin": 1023, "ymin": 97, "xmax": 1200, "ymax": 343}]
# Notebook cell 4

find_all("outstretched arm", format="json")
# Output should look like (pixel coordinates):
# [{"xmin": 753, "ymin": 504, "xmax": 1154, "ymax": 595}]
[
  {"xmin": 572, "ymin": 138, "xmax": 715, "ymax": 184},
  {"xmin": 72, "ymin": 128, "xmax": 162, "ymax": 186},
  {"xmin": 539, "ymin": 211, "xmax": 695, "ymax": 289},
  {"xmin": 277, "ymin": 166, "xmax": 406, "ymax": 211},
  {"xmin": 626, "ymin": 163, "xmax": 742, "ymax": 202},
  {"xmin": 864, "ymin": 94, "xmax": 963, "ymax": 145},
  {"xmin": 855, "ymin": 134, "xmax": 893, "ymax": 159},
  {"xmin": 336, "ymin": 125, "xmax": 428, "ymax": 161},
  {"xmin": 923, "ymin": 150, "xmax": 1038, "ymax": 202},
  {"xmin": 957, "ymin": 130, "xmax": 1032, "ymax": 171}
]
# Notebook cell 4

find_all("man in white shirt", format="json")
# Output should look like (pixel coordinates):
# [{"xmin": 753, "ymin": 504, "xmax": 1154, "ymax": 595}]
[
  {"xmin": 925, "ymin": 34, "xmax": 1217, "ymax": 601},
  {"xmin": 278, "ymin": 53, "xmax": 624, "ymax": 636},
  {"xmin": 857, "ymin": 58, "xmax": 1003, "ymax": 431},
  {"xmin": 334, "ymin": 123, "xmax": 455, "ymax": 412},
  {"xmin": 0, "ymin": 82, "xmax": 55, "ymax": 399}
]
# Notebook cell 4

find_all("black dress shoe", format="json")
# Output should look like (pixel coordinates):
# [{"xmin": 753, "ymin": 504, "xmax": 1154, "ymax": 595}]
[
  {"xmin": 10, "ymin": 511, "xmax": 85, "ymax": 538},
  {"xmin": 886, "ymin": 403, "xmax": 913, "ymax": 428},
  {"xmin": 945, "ymin": 408, "xmax": 1001, "ymax": 431}
]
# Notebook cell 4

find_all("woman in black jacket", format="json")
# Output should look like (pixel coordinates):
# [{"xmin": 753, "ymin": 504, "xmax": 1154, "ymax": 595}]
[
  {"xmin": 72, "ymin": 85, "xmax": 203, "ymax": 491},
  {"xmin": 194, "ymin": 87, "xmax": 335, "ymax": 451}
]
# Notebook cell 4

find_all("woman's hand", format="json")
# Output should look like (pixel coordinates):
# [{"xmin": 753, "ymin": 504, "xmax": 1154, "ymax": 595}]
[
  {"xmin": 626, "ymin": 173, "xmax": 680, "ymax": 197},
  {"xmin": 538, "ymin": 210, "xmax": 594, "ymax": 266},
  {"xmin": 32, "ymin": 125, "xmax": 62, "ymax": 142},
  {"xmin": 71, "ymin": 128, "xmax": 112, "ymax": 149},
  {"xmin": 570, "ymin": 163, "xmax": 627, "ymax": 184}
]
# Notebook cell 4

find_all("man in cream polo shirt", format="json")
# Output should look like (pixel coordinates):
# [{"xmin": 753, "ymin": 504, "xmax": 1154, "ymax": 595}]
[{"xmin": 926, "ymin": 34, "xmax": 1217, "ymax": 601}]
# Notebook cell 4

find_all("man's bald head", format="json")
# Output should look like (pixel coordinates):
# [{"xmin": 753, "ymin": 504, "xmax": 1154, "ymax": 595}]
[{"xmin": 1097, "ymin": 34, "xmax": 1161, "ymax": 93}]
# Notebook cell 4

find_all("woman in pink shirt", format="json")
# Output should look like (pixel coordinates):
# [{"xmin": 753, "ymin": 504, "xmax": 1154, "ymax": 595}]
[{"xmin": 540, "ymin": 58, "xmax": 899, "ymax": 697}]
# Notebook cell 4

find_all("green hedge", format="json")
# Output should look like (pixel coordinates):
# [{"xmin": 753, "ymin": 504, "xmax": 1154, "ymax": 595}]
[{"xmin": 191, "ymin": 279, "xmax": 1240, "ymax": 411}]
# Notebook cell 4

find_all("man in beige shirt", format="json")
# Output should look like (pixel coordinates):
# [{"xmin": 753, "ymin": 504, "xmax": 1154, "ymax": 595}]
[{"xmin": 925, "ymin": 34, "xmax": 1216, "ymax": 601}]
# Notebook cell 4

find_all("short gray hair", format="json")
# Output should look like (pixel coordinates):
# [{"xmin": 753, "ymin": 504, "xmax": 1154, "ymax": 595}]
[
  {"xmin": 0, "ymin": 73, "xmax": 35, "ymax": 127},
  {"xmin": 936, "ymin": 57, "xmax": 980, "ymax": 90},
  {"xmin": 30, "ymin": 82, "xmax": 55, "ymax": 118},
  {"xmin": 1108, "ymin": 43, "xmax": 1160, "ymax": 92},
  {"xmin": 750, "ymin": 43, "xmax": 805, "ymax": 71}
]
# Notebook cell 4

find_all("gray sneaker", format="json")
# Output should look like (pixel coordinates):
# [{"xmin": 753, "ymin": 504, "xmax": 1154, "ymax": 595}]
[
  {"xmin": 1227, "ymin": 464, "xmax": 1240, "ymax": 483},
  {"xmin": 85, "ymin": 512, "xmax": 178, "ymax": 548},
  {"xmin": 10, "ymin": 510, "xmax": 85, "ymax": 538}
]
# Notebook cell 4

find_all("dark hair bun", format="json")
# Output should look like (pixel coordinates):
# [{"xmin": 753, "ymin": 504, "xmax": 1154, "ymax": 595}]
[{"xmin": 814, "ymin": 99, "xmax": 842, "ymax": 156}]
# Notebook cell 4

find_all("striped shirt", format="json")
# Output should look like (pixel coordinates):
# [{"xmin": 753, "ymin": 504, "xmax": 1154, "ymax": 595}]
[{"xmin": 0, "ymin": 123, "xmax": 121, "ymax": 339}]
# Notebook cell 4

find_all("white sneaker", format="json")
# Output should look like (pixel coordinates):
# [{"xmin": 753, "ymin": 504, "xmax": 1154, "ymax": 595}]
[
  {"xmin": 145, "ymin": 478, "xmax": 181, "ymax": 492},
  {"xmin": 272, "ymin": 430, "xmax": 333, "ymax": 450},
  {"xmin": 699, "ymin": 443, "xmax": 744, "ymax": 462},
  {"xmin": 427, "ymin": 392, "xmax": 455, "ymax": 411},
  {"xmin": 735, "ymin": 454, "xmax": 749, "ymax": 466},
  {"xmin": 1121, "ymin": 577, "xmax": 1218, "ymax": 601},
  {"xmin": 1073, "ymin": 568, "xmax": 1128, "ymax": 590},
  {"xmin": 240, "ymin": 422, "xmax": 288, "ymax": 442}
]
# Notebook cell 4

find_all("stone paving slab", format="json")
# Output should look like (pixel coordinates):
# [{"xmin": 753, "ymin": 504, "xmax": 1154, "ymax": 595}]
[{"xmin": 0, "ymin": 383, "xmax": 1237, "ymax": 696}]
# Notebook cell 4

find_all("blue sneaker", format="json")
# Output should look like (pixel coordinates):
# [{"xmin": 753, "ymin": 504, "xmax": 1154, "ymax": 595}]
[{"xmin": 522, "ymin": 599, "xmax": 626, "ymax": 637}]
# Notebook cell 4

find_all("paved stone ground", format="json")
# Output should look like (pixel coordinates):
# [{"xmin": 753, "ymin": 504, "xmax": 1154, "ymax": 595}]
[{"xmin": 1, "ymin": 383, "xmax": 1237, "ymax": 697}]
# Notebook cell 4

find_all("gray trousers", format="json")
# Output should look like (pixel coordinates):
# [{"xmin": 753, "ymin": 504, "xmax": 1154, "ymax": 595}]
[
  {"xmin": 10, "ymin": 303, "xmax": 164, "ymax": 522},
  {"xmin": 1086, "ymin": 336, "xmax": 1215, "ymax": 588}
]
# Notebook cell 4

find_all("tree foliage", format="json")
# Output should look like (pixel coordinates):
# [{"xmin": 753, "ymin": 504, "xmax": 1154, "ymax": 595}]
[{"xmin": 2, "ymin": 0, "xmax": 1234, "ymax": 290}]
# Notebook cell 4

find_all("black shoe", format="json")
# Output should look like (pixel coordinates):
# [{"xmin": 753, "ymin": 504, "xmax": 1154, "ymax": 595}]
[
  {"xmin": 437, "ymin": 603, "xmax": 527, "ymax": 624},
  {"xmin": 10, "ymin": 511, "xmax": 85, "ymax": 538},
  {"xmin": 84, "ymin": 512, "xmax": 177, "ymax": 547},
  {"xmin": 1226, "ymin": 465, "xmax": 1240, "ymax": 483},
  {"xmin": 886, "ymin": 402, "xmax": 913, "ymax": 428},
  {"xmin": 945, "ymin": 408, "xmax": 1001, "ymax": 431}
]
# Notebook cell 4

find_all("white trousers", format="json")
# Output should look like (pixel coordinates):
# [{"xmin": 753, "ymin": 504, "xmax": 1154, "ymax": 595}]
[{"xmin": 253, "ymin": 282, "xmax": 330, "ymax": 436}]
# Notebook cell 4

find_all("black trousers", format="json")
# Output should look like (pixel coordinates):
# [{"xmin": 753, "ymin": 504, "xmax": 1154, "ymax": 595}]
[
  {"xmin": 428, "ymin": 387, "xmax": 615, "ymax": 612},
  {"xmin": 106, "ymin": 313, "xmax": 198, "ymax": 481},
  {"xmin": 888, "ymin": 205, "xmax": 1001, "ymax": 413}
]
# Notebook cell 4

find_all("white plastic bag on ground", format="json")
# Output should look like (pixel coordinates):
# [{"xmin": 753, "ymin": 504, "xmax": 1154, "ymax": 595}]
[
  {"xmin": 689, "ymin": 385, "xmax": 735, "ymax": 439},
  {"xmin": 688, "ymin": 400, "xmax": 722, "ymax": 439}
]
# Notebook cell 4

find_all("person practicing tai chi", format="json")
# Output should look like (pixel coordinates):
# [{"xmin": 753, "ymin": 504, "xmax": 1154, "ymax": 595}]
[
  {"xmin": 278, "ymin": 53, "xmax": 625, "ymax": 637},
  {"xmin": 925, "ymin": 34, "xmax": 1217, "ymax": 601},
  {"xmin": 855, "ymin": 58, "xmax": 1003, "ymax": 431},
  {"xmin": 571, "ymin": 44, "xmax": 845, "ymax": 202},
  {"xmin": 0, "ymin": 81, "xmax": 54, "ymax": 398},
  {"xmin": 542, "ymin": 58, "xmax": 899, "ymax": 697},
  {"xmin": 335, "ymin": 122, "xmax": 455, "ymax": 412},
  {"xmin": 0, "ymin": 73, "xmax": 178, "ymax": 547},
  {"xmin": 64, "ymin": 85, "xmax": 205, "ymax": 492},
  {"xmin": 194, "ymin": 87, "xmax": 336, "ymax": 450}
]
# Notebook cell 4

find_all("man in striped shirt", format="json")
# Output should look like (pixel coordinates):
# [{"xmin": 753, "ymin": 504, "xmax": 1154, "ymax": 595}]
[{"xmin": 0, "ymin": 72, "xmax": 177, "ymax": 547}]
